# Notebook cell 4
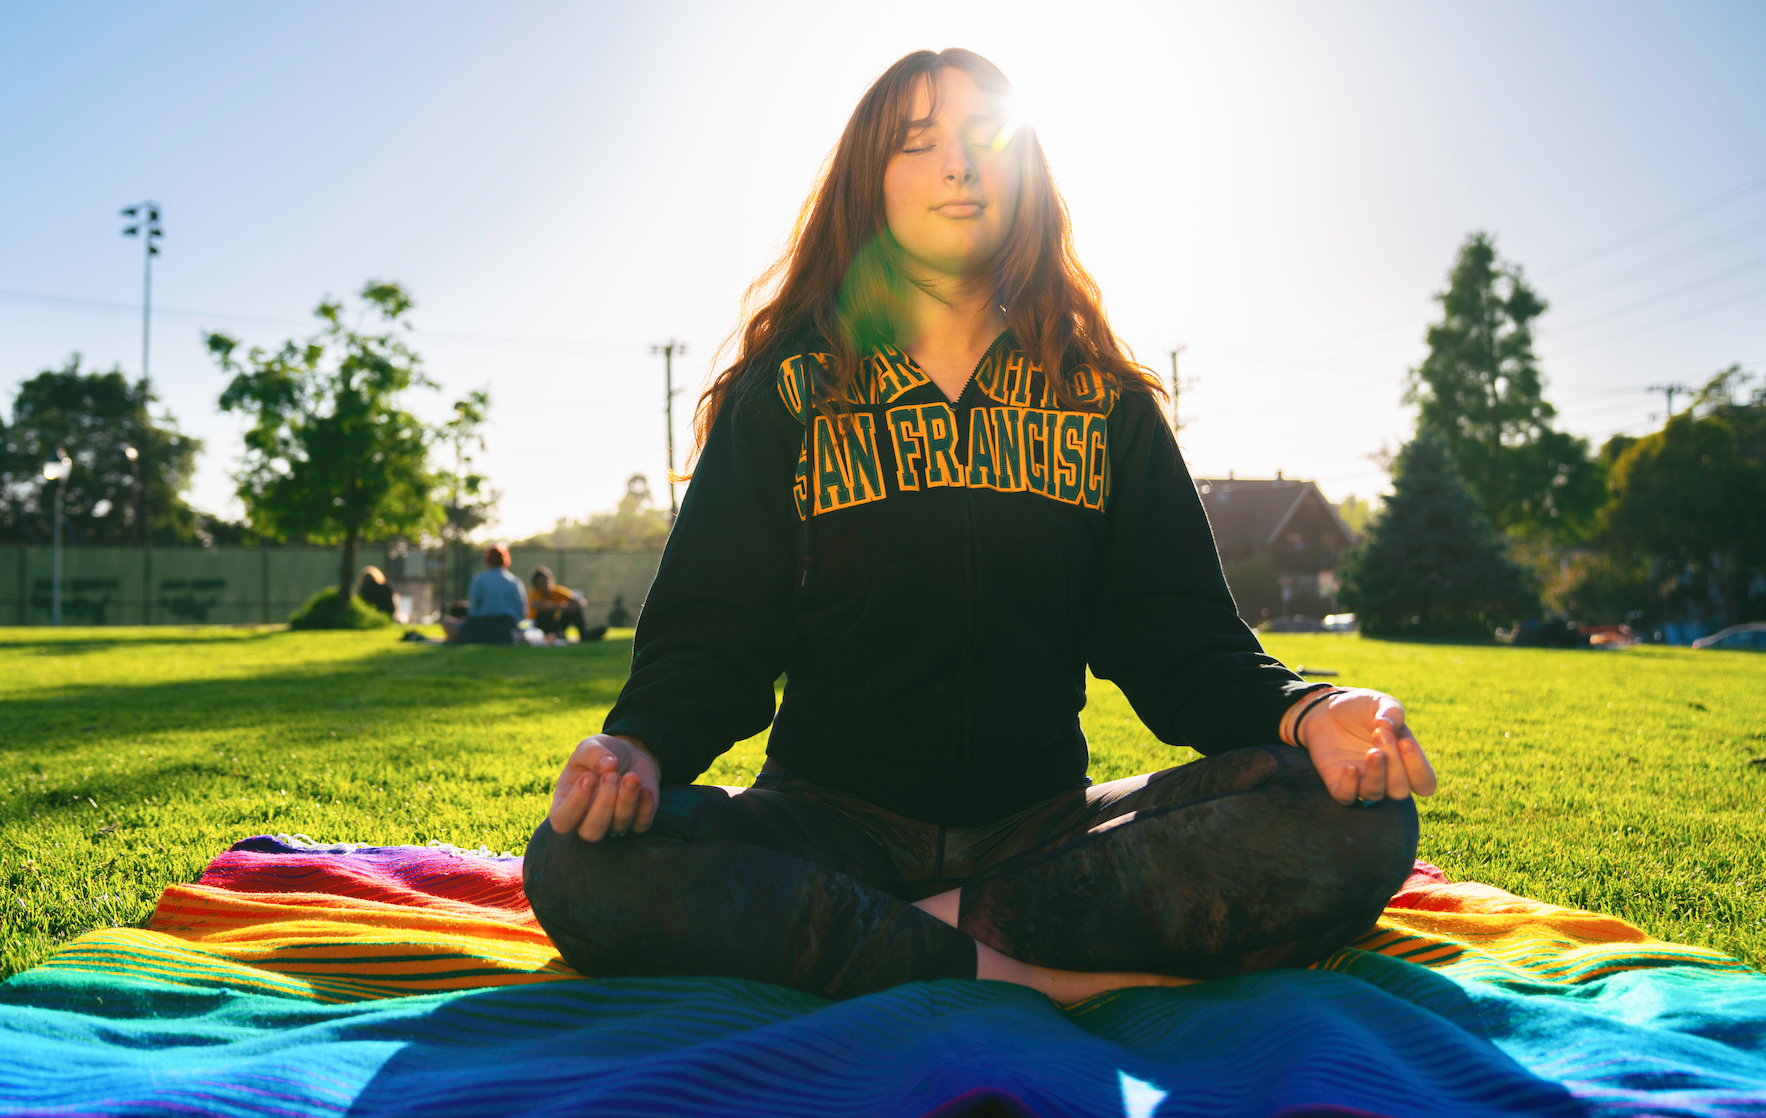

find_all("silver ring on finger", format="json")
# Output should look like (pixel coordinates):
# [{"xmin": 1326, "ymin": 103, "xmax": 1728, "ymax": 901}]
[{"xmin": 607, "ymin": 829, "xmax": 628, "ymax": 839}]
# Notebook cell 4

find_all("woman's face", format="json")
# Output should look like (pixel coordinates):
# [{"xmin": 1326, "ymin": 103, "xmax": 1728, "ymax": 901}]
[{"xmin": 883, "ymin": 68, "xmax": 1021, "ymax": 283}]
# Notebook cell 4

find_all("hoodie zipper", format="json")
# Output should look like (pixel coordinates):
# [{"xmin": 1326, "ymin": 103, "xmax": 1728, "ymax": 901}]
[{"xmin": 944, "ymin": 335, "xmax": 1003, "ymax": 833}]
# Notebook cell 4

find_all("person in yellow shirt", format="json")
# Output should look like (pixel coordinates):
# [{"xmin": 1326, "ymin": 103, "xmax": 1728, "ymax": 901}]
[{"xmin": 528, "ymin": 566, "xmax": 606, "ymax": 643}]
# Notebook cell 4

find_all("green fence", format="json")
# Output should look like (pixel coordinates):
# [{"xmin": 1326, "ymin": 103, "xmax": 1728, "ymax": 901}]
[{"xmin": 0, "ymin": 546, "xmax": 664, "ymax": 628}]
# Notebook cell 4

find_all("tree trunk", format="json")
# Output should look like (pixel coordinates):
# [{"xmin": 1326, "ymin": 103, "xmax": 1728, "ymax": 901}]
[{"xmin": 340, "ymin": 530, "xmax": 358, "ymax": 603}]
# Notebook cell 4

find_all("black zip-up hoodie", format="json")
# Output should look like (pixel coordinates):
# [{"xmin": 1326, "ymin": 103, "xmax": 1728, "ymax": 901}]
[{"xmin": 604, "ymin": 337, "xmax": 1321, "ymax": 825}]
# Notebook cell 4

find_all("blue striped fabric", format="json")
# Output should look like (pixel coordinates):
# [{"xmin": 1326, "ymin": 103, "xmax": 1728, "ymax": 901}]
[
  {"xmin": 2, "ymin": 836, "xmax": 1764, "ymax": 1117},
  {"xmin": 4, "ymin": 948, "xmax": 1764, "ymax": 1115}
]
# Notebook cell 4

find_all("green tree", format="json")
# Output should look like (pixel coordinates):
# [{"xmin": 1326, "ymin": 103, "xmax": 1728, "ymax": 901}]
[
  {"xmin": 1339, "ymin": 438, "xmax": 1535, "ymax": 636},
  {"xmin": 519, "ymin": 474, "xmax": 672, "ymax": 550},
  {"xmin": 436, "ymin": 389, "xmax": 498, "ymax": 542},
  {"xmin": 1601, "ymin": 366, "xmax": 1766, "ymax": 628},
  {"xmin": 0, "ymin": 353, "xmax": 202, "ymax": 545},
  {"xmin": 208, "ymin": 282, "xmax": 442, "ymax": 603},
  {"xmin": 1333, "ymin": 494, "xmax": 1375, "ymax": 537},
  {"xmin": 1406, "ymin": 232, "xmax": 1603, "ymax": 540}
]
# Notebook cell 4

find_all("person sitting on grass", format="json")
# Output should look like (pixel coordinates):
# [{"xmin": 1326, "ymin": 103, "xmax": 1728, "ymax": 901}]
[
  {"xmin": 357, "ymin": 566, "xmax": 397, "ymax": 619},
  {"xmin": 438, "ymin": 600, "xmax": 470, "ymax": 643},
  {"xmin": 453, "ymin": 545, "xmax": 526, "ymax": 645},
  {"xmin": 528, "ymin": 566, "xmax": 607, "ymax": 643},
  {"xmin": 523, "ymin": 48, "xmax": 1437, "ymax": 1006}
]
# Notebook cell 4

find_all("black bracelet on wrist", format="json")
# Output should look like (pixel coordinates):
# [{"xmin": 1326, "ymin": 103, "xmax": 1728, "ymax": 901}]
[{"xmin": 1291, "ymin": 688, "xmax": 1342, "ymax": 750}]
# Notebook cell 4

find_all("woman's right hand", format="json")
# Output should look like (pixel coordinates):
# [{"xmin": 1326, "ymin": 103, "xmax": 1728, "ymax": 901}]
[{"xmin": 547, "ymin": 734, "xmax": 661, "ymax": 840}]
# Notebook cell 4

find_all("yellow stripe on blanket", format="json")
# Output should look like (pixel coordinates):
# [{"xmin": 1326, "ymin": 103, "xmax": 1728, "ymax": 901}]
[
  {"xmin": 1326, "ymin": 880, "xmax": 1751, "ymax": 984},
  {"xmin": 35, "ymin": 883, "xmax": 580, "ymax": 1003}
]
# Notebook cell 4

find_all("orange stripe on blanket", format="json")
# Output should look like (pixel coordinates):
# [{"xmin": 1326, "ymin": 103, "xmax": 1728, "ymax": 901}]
[{"xmin": 149, "ymin": 883, "xmax": 552, "ymax": 944}]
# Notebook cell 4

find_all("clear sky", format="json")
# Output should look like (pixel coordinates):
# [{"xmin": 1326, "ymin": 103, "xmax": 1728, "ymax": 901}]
[{"xmin": 3, "ymin": 1, "xmax": 1763, "ymax": 539}]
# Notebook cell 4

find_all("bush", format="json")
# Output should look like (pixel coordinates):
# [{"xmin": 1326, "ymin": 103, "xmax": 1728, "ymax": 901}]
[{"xmin": 288, "ymin": 587, "xmax": 395, "ymax": 631}]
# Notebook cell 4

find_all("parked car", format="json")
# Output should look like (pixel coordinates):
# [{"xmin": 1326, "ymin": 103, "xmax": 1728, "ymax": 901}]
[{"xmin": 1692, "ymin": 622, "xmax": 1766, "ymax": 651}]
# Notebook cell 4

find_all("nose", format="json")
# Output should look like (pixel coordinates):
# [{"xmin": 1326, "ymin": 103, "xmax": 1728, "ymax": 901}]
[{"xmin": 941, "ymin": 144, "xmax": 978, "ymax": 187}]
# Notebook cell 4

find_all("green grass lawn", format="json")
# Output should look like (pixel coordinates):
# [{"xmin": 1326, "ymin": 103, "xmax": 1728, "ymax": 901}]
[{"xmin": 2, "ymin": 626, "xmax": 1763, "ymax": 979}]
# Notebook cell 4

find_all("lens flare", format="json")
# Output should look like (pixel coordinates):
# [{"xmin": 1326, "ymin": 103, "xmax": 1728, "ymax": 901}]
[{"xmin": 990, "ymin": 91, "xmax": 1035, "ymax": 151}]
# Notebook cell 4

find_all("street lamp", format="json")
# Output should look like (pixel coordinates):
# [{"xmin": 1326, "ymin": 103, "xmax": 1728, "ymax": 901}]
[
  {"xmin": 123, "ymin": 445, "xmax": 143, "ymax": 545},
  {"xmin": 42, "ymin": 450, "xmax": 72, "ymax": 627}
]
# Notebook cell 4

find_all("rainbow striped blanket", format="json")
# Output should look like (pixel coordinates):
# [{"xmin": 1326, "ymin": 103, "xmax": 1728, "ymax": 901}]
[{"xmin": 2, "ymin": 835, "xmax": 1763, "ymax": 1117}]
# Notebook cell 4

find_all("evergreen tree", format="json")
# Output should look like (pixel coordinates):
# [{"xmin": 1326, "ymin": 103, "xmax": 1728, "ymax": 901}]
[
  {"xmin": 0, "ymin": 354, "xmax": 202, "ymax": 545},
  {"xmin": 1406, "ymin": 232, "xmax": 1603, "ymax": 540},
  {"xmin": 1340, "ymin": 438, "xmax": 1535, "ymax": 636}
]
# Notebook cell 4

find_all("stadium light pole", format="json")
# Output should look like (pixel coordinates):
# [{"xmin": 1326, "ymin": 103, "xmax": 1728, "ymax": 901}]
[
  {"xmin": 651, "ymin": 340, "xmax": 687, "ymax": 519},
  {"xmin": 121, "ymin": 203, "xmax": 162, "ymax": 556},
  {"xmin": 120, "ymin": 201, "xmax": 163, "ymax": 392},
  {"xmin": 43, "ymin": 450, "xmax": 72, "ymax": 626}
]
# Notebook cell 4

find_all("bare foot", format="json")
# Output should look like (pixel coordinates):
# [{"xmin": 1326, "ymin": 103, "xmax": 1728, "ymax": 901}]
[
  {"xmin": 913, "ymin": 890, "xmax": 1197, "ymax": 1006},
  {"xmin": 974, "ymin": 942, "xmax": 1197, "ymax": 1006}
]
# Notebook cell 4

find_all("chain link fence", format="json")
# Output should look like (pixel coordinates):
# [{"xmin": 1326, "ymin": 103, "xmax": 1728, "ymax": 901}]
[{"xmin": 0, "ymin": 545, "xmax": 663, "ymax": 628}]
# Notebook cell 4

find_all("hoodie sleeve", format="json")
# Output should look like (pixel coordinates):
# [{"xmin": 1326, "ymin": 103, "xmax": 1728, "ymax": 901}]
[
  {"xmin": 601, "ymin": 375, "xmax": 804, "ymax": 785},
  {"xmin": 1086, "ymin": 392, "xmax": 1326, "ymax": 753}
]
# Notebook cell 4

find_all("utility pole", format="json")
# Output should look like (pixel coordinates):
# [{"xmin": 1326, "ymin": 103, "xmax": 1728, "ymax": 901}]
[
  {"xmin": 651, "ymin": 340, "xmax": 687, "ymax": 518},
  {"xmin": 1167, "ymin": 346, "xmax": 1195, "ymax": 432},
  {"xmin": 121, "ymin": 202, "xmax": 162, "ymax": 555},
  {"xmin": 1646, "ymin": 381, "xmax": 1691, "ymax": 421}
]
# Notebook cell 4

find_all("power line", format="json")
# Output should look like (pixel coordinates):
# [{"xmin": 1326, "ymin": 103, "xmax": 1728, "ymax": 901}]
[
  {"xmin": 1548, "ymin": 213, "xmax": 1766, "ymax": 301},
  {"xmin": 1553, "ymin": 397, "xmax": 1658, "ymax": 421},
  {"xmin": 1645, "ymin": 381, "xmax": 1692, "ymax": 419},
  {"xmin": 0, "ymin": 286, "xmax": 642, "ymax": 354},
  {"xmin": 1547, "ymin": 251, "xmax": 1766, "ymax": 335},
  {"xmin": 1536, "ymin": 169, "xmax": 1766, "ymax": 276},
  {"xmin": 1546, "ymin": 283, "xmax": 1766, "ymax": 356},
  {"xmin": 1552, "ymin": 357, "xmax": 1766, "ymax": 398}
]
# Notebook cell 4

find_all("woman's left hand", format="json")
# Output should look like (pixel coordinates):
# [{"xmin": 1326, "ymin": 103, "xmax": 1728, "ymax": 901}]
[{"xmin": 1286, "ymin": 689, "xmax": 1437, "ymax": 805}]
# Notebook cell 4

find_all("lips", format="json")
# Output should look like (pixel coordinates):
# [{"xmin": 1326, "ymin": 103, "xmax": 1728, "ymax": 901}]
[{"xmin": 936, "ymin": 200, "xmax": 985, "ymax": 216}]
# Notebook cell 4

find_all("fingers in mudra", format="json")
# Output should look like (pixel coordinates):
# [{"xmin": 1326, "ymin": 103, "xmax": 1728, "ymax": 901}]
[
  {"xmin": 548, "ymin": 736, "xmax": 660, "ymax": 840},
  {"xmin": 1303, "ymin": 689, "xmax": 1438, "ymax": 805}
]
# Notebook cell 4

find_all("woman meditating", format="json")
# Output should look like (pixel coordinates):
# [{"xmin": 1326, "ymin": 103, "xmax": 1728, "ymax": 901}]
[{"xmin": 524, "ymin": 47, "xmax": 1435, "ymax": 1005}]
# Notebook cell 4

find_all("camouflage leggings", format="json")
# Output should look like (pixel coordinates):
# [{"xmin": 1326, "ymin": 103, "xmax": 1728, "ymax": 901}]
[{"xmin": 522, "ymin": 745, "xmax": 1418, "ymax": 1001}]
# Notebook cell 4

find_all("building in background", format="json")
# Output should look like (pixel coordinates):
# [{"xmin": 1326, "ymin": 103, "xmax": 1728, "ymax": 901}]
[{"xmin": 1194, "ymin": 475, "xmax": 1360, "ymax": 625}]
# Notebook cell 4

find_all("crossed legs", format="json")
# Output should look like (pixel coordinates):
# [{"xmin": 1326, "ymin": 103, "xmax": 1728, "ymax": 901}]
[{"xmin": 522, "ymin": 745, "xmax": 1418, "ymax": 1002}]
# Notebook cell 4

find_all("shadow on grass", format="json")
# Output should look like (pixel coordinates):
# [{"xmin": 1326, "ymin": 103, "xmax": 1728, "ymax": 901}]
[
  {"xmin": 0, "ymin": 627, "xmax": 290, "ymax": 654},
  {"xmin": 0, "ymin": 637, "xmax": 634, "ymax": 761}
]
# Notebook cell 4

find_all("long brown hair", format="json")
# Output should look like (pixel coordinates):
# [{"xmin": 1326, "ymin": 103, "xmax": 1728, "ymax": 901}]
[{"xmin": 694, "ymin": 48, "xmax": 1161, "ymax": 456}]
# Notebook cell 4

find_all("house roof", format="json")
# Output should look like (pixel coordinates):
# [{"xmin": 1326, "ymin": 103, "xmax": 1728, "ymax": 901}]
[{"xmin": 1192, "ymin": 477, "xmax": 1359, "ymax": 550}]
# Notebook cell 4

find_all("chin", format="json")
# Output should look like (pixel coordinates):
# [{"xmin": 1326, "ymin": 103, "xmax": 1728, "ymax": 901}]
[{"xmin": 910, "ymin": 240, "xmax": 1001, "ymax": 277}]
